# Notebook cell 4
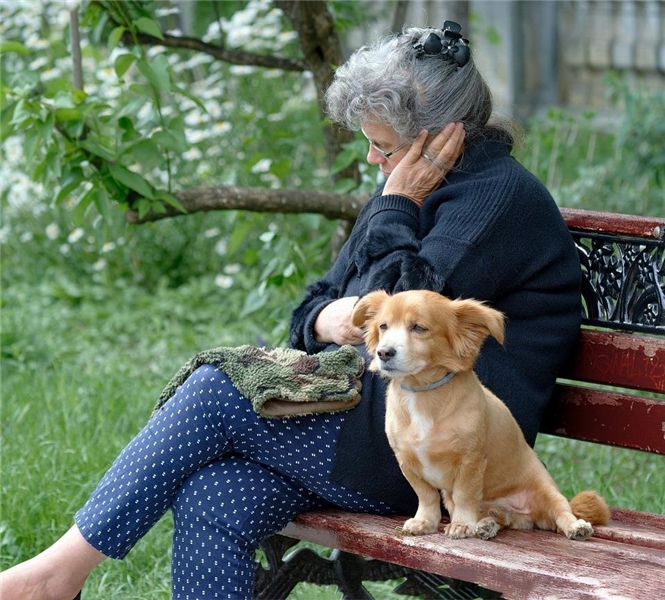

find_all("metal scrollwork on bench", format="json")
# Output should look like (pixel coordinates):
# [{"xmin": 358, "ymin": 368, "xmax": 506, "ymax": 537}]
[{"xmin": 572, "ymin": 230, "xmax": 665, "ymax": 334}]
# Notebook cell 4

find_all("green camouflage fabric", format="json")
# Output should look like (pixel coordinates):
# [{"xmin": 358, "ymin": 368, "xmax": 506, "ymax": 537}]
[{"xmin": 154, "ymin": 344, "xmax": 365, "ymax": 418}]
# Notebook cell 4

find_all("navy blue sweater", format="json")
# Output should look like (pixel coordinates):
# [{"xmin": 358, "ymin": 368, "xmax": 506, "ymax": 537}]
[{"xmin": 289, "ymin": 136, "xmax": 582, "ymax": 513}]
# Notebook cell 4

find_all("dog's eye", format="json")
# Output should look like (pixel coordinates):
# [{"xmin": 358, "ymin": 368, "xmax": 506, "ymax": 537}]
[
  {"xmin": 379, "ymin": 323, "xmax": 388, "ymax": 331},
  {"xmin": 411, "ymin": 324, "xmax": 427, "ymax": 333}
]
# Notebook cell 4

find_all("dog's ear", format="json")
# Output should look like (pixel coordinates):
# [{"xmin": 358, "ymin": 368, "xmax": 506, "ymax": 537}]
[
  {"xmin": 352, "ymin": 291, "xmax": 389, "ymax": 357},
  {"xmin": 448, "ymin": 299, "xmax": 505, "ymax": 369},
  {"xmin": 351, "ymin": 290, "xmax": 390, "ymax": 327}
]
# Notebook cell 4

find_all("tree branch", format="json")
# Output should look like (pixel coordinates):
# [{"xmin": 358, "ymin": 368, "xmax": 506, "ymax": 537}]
[
  {"xmin": 126, "ymin": 186, "xmax": 369, "ymax": 224},
  {"xmin": 123, "ymin": 31, "xmax": 307, "ymax": 72}
]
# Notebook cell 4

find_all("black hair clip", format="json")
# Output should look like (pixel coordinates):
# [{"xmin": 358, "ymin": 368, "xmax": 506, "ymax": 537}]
[{"xmin": 412, "ymin": 20, "xmax": 470, "ymax": 67}]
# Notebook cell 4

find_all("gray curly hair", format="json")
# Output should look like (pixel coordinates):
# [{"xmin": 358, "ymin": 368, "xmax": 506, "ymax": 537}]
[{"xmin": 325, "ymin": 25, "xmax": 512, "ymax": 145}]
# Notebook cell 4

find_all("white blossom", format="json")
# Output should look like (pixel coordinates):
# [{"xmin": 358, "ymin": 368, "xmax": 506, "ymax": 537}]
[
  {"xmin": 251, "ymin": 158, "xmax": 272, "ymax": 174},
  {"xmin": 196, "ymin": 163, "xmax": 211, "ymax": 178},
  {"xmin": 155, "ymin": 6, "xmax": 181, "ymax": 17},
  {"xmin": 185, "ymin": 129, "xmax": 206, "ymax": 144},
  {"xmin": 214, "ymin": 239, "xmax": 228, "ymax": 256},
  {"xmin": 183, "ymin": 147, "xmax": 203, "ymax": 161},
  {"xmin": 29, "ymin": 57, "xmax": 49, "ymax": 71},
  {"xmin": 214, "ymin": 274, "xmax": 233, "ymax": 289},
  {"xmin": 45, "ymin": 223, "xmax": 60, "ymax": 240},
  {"xmin": 41, "ymin": 68, "xmax": 61, "ymax": 82},
  {"xmin": 224, "ymin": 263, "xmax": 241, "ymax": 275},
  {"xmin": 229, "ymin": 65, "xmax": 257, "ymax": 76},
  {"xmin": 211, "ymin": 121, "xmax": 231, "ymax": 135},
  {"xmin": 204, "ymin": 228, "xmax": 220, "ymax": 238},
  {"xmin": 67, "ymin": 228, "xmax": 85, "ymax": 244},
  {"xmin": 184, "ymin": 111, "xmax": 207, "ymax": 127}
]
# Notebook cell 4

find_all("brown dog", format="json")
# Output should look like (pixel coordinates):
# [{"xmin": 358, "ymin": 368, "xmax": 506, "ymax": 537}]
[{"xmin": 352, "ymin": 289, "xmax": 609, "ymax": 540}]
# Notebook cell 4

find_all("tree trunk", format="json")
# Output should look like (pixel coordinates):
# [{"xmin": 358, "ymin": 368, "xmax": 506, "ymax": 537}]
[
  {"xmin": 391, "ymin": 0, "xmax": 410, "ymax": 33},
  {"xmin": 70, "ymin": 9, "xmax": 83, "ymax": 90},
  {"xmin": 276, "ymin": 0, "xmax": 359, "ymax": 186}
]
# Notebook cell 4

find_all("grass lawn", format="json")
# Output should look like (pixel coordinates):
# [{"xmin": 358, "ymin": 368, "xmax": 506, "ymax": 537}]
[{"xmin": 2, "ymin": 279, "xmax": 663, "ymax": 599}]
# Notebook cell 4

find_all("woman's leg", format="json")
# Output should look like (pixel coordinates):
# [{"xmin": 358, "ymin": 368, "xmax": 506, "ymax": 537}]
[
  {"xmin": 1, "ymin": 364, "xmax": 245, "ymax": 600},
  {"xmin": 170, "ymin": 456, "xmax": 325, "ymax": 599},
  {"xmin": 2, "ymin": 363, "xmax": 395, "ymax": 599},
  {"xmin": 0, "ymin": 526, "xmax": 104, "ymax": 600},
  {"xmin": 73, "ymin": 364, "xmax": 236, "ymax": 559}
]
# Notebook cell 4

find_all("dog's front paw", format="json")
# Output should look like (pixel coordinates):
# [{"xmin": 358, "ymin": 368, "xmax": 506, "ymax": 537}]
[
  {"xmin": 444, "ymin": 522, "xmax": 475, "ymax": 539},
  {"xmin": 475, "ymin": 517, "xmax": 499, "ymax": 540},
  {"xmin": 566, "ymin": 519, "xmax": 593, "ymax": 541},
  {"xmin": 396, "ymin": 517, "xmax": 439, "ymax": 536}
]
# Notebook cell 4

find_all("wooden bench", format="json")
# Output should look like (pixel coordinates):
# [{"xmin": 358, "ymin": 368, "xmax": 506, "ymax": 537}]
[{"xmin": 253, "ymin": 208, "xmax": 665, "ymax": 600}]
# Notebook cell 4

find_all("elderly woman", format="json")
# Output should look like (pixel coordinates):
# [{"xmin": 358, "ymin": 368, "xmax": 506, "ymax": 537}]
[{"xmin": 1, "ymin": 22, "xmax": 580, "ymax": 600}]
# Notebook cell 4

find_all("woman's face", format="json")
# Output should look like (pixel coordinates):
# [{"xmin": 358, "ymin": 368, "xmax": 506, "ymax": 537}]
[{"xmin": 361, "ymin": 121, "xmax": 410, "ymax": 178}]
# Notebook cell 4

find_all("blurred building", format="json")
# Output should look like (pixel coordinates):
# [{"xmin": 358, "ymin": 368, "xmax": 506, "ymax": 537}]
[{"xmin": 346, "ymin": 0, "xmax": 665, "ymax": 121}]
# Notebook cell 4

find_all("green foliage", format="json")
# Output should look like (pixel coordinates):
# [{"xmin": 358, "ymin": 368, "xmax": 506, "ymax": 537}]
[
  {"xmin": 328, "ymin": 0, "xmax": 383, "ymax": 33},
  {"xmin": 0, "ymin": 0, "xmax": 328, "ymax": 221},
  {"xmin": 469, "ymin": 11, "xmax": 502, "ymax": 46},
  {"xmin": 515, "ymin": 76, "xmax": 665, "ymax": 216},
  {"xmin": 1, "ymin": 0, "xmax": 337, "ymax": 341},
  {"xmin": 331, "ymin": 137, "xmax": 381, "ymax": 194},
  {"xmin": 1, "ymin": 1, "xmax": 182, "ymax": 221}
]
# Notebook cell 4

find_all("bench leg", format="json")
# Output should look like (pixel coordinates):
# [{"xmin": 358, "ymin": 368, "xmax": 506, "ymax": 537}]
[
  {"xmin": 254, "ymin": 534, "xmax": 377, "ymax": 599},
  {"xmin": 254, "ymin": 535, "xmax": 303, "ymax": 599},
  {"xmin": 333, "ymin": 550, "xmax": 374, "ymax": 599},
  {"xmin": 253, "ymin": 534, "xmax": 503, "ymax": 599},
  {"xmin": 395, "ymin": 570, "xmax": 503, "ymax": 599}
]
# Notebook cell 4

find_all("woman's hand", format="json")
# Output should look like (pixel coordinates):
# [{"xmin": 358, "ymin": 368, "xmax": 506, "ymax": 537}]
[
  {"xmin": 314, "ymin": 296, "xmax": 365, "ymax": 346},
  {"xmin": 383, "ymin": 122, "xmax": 465, "ymax": 207}
]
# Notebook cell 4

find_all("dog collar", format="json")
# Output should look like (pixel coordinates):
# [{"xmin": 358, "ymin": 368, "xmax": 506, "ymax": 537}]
[{"xmin": 399, "ymin": 371, "xmax": 456, "ymax": 392}]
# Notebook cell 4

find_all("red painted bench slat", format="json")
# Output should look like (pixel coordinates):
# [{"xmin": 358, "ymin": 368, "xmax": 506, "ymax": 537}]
[
  {"xmin": 563, "ymin": 328, "xmax": 665, "ymax": 393},
  {"xmin": 597, "ymin": 508, "xmax": 665, "ymax": 550},
  {"xmin": 543, "ymin": 385, "xmax": 665, "ymax": 454},
  {"xmin": 560, "ymin": 207, "xmax": 665, "ymax": 240},
  {"xmin": 284, "ymin": 509, "xmax": 665, "ymax": 600}
]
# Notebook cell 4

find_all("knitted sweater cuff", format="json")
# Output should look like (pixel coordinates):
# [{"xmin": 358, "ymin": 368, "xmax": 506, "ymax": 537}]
[
  {"xmin": 302, "ymin": 299, "xmax": 335, "ymax": 354},
  {"xmin": 366, "ymin": 194, "xmax": 420, "ymax": 226}
]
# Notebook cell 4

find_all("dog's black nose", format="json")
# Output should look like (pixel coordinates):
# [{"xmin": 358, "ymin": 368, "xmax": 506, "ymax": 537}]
[{"xmin": 377, "ymin": 347, "xmax": 396, "ymax": 362}]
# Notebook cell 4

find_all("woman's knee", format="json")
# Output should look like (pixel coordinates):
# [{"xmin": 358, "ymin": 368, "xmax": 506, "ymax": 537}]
[
  {"xmin": 171, "ymin": 457, "xmax": 319, "ymax": 548},
  {"xmin": 180, "ymin": 364, "xmax": 233, "ymax": 404},
  {"xmin": 165, "ymin": 364, "xmax": 250, "ymax": 435}
]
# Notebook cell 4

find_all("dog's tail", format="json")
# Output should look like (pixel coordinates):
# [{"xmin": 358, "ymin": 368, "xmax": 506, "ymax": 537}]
[{"xmin": 570, "ymin": 491, "xmax": 611, "ymax": 525}]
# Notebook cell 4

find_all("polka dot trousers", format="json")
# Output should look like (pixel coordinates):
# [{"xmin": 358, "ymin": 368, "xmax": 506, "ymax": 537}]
[{"xmin": 75, "ymin": 365, "xmax": 393, "ymax": 598}]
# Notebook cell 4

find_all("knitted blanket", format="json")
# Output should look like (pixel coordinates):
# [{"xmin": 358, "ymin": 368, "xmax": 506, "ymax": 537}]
[{"xmin": 154, "ymin": 344, "xmax": 365, "ymax": 418}]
